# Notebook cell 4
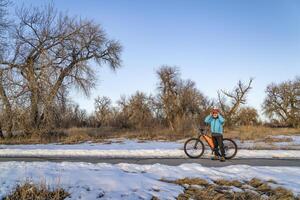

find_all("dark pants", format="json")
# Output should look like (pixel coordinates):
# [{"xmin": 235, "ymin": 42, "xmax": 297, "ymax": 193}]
[{"xmin": 212, "ymin": 134, "xmax": 225, "ymax": 157}]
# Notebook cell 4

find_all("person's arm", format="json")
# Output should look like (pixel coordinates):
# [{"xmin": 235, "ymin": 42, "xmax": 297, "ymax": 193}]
[
  {"xmin": 204, "ymin": 115, "xmax": 212, "ymax": 124},
  {"xmin": 218, "ymin": 114, "xmax": 225, "ymax": 124}
]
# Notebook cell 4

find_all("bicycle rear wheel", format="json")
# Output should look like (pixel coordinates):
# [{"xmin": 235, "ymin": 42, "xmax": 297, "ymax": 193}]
[
  {"xmin": 223, "ymin": 138, "xmax": 238, "ymax": 159},
  {"xmin": 184, "ymin": 138, "xmax": 205, "ymax": 159}
]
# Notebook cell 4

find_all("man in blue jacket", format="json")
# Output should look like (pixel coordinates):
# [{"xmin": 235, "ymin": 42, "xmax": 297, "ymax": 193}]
[{"xmin": 205, "ymin": 107, "xmax": 226, "ymax": 162}]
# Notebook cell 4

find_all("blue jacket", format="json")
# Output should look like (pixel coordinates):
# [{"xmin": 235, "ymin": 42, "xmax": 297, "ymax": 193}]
[{"xmin": 204, "ymin": 114, "xmax": 225, "ymax": 134}]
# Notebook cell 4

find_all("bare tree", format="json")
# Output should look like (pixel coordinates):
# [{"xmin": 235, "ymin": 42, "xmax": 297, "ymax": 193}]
[
  {"xmin": 115, "ymin": 95, "xmax": 131, "ymax": 128},
  {"xmin": 1, "ymin": 4, "xmax": 122, "ymax": 133},
  {"xmin": 156, "ymin": 66, "xmax": 210, "ymax": 131},
  {"xmin": 237, "ymin": 107, "xmax": 259, "ymax": 126},
  {"xmin": 263, "ymin": 77, "xmax": 300, "ymax": 128},
  {"xmin": 176, "ymin": 79, "xmax": 210, "ymax": 131},
  {"xmin": 126, "ymin": 91, "xmax": 154, "ymax": 129},
  {"xmin": 148, "ymin": 95, "xmax": 164, "ymax": 126},
  {"xmin": 156, "ymin": 66, "xmax": 179, "ymax": 130},
  {"xmin": 218, "ymin": 79, "xmax": 253, "ymax": 126},
  {"xmin": 94, "ymin": 96, "xmax": 112, "ymax": 127}
]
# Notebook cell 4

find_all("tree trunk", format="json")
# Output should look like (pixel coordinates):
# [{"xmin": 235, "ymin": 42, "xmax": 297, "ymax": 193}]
[
  {"xmin": 24, "ymin": 60, "xmax": 41, "ymax": 131},
  {"xmin": 41, "ymin": 65, "xmax": 74, "ymax": 129},
  {"xmin": 0, "ymin": 124, "xmax": 4, "ymax": 139},
  {"xmin": 0, "ymin": 72, "xmax": 13, "ymax": 138},
  {"xmin": 30, "ymin": 90, "xmax": 40, "ymax": 129}
]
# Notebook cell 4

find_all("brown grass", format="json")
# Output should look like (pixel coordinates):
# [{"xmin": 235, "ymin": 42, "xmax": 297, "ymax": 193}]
[
  {"xmin": 166, "ymin": 177, "xmax": 300, "ymax": 200},
  {"xmin": 164, "ymin": 178, "xmax": 210, "ymax": 187},
  {"xmin": 61, "ymin": 127, "xmax": 184, "ymax": 143},
  {"xmin": 0, "ymin": 126, "xmax": 299, "ymax": 144},
  {"xmin": 0, "ymin": 127, "xmax": 181, "ymax": 144},
  {"xmin": 264, "ymin": 136, "xmax": 293, "ymax": 143},
  {"xmin": 4, "ymin": 182, "xmax": 69, "ymax": 200},
  {"xmin": 225, "ymin": 126, "xmax": 300, "ymax": 141},
  {"xmin": 213, "ymin": 179, "xmax": 243, "ymax": 188}
]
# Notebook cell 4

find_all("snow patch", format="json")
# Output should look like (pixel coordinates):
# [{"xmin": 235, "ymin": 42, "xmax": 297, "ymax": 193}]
[{"xmin": 0, "ymin": 162, "xmax": 300, "ymax": 199}]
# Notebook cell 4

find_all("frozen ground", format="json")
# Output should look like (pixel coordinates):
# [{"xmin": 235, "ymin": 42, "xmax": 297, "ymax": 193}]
[
  {"xmin": 0, "ymin": 136, "xmax": 300, "ymax": 158},
  {"xmin": 0, "ymin": 162, "xmax": 299, "ymax": 199}
]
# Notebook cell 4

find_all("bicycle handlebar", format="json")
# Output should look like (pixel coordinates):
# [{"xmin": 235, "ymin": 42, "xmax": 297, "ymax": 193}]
[{"xmin": 198, "ymin": 127, "xmax": 209, "ymax": 136}]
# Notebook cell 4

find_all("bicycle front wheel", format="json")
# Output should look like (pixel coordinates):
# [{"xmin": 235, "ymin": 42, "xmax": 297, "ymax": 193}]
[
  {"xmin": 223, "ymin": 138, "xmax": 238, "ymax": 159},
  {"xmin": 184, "ymin": 138, "xmax": 205, "ymax": 159}
]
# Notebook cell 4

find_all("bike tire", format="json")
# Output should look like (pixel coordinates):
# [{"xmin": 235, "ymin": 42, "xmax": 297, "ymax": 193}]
[
  {"xmin": 223, "ymin": 138, "xmax": 238, "ymax": 159},
  {"xmin": 184, "ymin": 138, "xmax": 205, "ymax": 159}
]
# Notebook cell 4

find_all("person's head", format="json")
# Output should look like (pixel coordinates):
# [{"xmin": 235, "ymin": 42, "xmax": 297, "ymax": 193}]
[{"xmin": 211, "ymin": 107, "xmax": 219, "ymax": 118}]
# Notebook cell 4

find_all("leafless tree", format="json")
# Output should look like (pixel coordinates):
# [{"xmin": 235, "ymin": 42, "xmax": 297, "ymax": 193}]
[
  {"xmin": 148, "ymin": 95, "xmax": 164, "ymax": 125},
  {"xmin": 112, "ymin": 92, "xmax": 155, "ymax": 130},
  {"xmin": 218, "ymin": 79, "xmax": 253, "ymax": 126},
  {"xmin": 176, "ymin": 79, "xmax": 211, "ymax": 131},
  {"xmin": 114, "ymin": 95, "xmax": 131, "ymax": 128},
  {"xmin": 156, "ymin": 66, "xmax": 179, "ymax": 130},
  {"xmin": 0, "ymin": 4, "xmax": 122, "ymax": 134},
  {"xmin": 263, "ymin": 77, "xmax": 300, "ymax": 128},
  {"xmin": 157, "ymin": 66, "xmax": 210, "ymax": 131},
  {"xmin": 126, "ymin": 91, "xmax": 154, "ymax": 129},
  {"xmin": 73, "ymin": 105, "xmax": 88, "ymax": 127},
  {"xmin": 55, "ymin": 101, "xmax": 89, "ymax": 128},
  {"xmin": 94, "ymin": 96, "xmax": 112, "ymax": 127},
  {"xmin": 236, "ymin": 107, "xmax": 259, "ymax": 126}
]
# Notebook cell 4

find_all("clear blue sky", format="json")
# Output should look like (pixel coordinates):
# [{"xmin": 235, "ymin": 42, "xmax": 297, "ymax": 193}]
[{"xmin": 12, "ymin": 0, "xmax": 300, "ymax": 116}]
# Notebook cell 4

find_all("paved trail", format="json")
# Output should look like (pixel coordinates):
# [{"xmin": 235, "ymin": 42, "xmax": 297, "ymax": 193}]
[{"xmin": 1, "ymin": 157, "xmax": 299, "ymax": 167}]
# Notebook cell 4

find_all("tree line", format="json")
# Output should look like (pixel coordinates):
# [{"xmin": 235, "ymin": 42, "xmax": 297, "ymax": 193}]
[
  {"xmin": 91, "ymin": 66, "xmax": 299, "ymax": 132},
  {"xmin": 0, "ymin": 2, "xmax": 299, "ymax": 138}
]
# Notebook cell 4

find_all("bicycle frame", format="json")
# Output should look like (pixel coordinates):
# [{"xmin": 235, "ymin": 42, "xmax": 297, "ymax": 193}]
[
  {"xmin": 198, "ymin": 128, "xmax": 215, "ymax": 149},
  {"xmin": 201, "ymin": 135, "xmax": 215, "ymax": 149}
]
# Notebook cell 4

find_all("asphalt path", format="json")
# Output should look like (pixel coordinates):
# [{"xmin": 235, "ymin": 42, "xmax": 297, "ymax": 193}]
[{"xmin": 0, "ymin": 157, "xmax": 300, "ymax": 167}]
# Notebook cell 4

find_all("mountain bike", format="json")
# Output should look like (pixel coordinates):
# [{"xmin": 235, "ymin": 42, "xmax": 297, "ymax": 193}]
[{"xmin": 184, "ymin": 128, "xmax": 238, "ymax": 159}]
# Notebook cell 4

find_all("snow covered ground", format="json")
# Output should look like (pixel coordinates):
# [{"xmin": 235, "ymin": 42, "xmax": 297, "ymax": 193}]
[
  {"xmin": 0, "ymin": 136, "xmax": 299, "ymax": 199},
  {"xmin": 236, "ymin": 135, "xmax": 300, "ymax": 150},
  {"xmin": 0, "ymin": 136, "xmax": 300, "ymax": 158},
  {"xmin": 0, "ymin": 162, "xmax": 300, "ymax": 199}
]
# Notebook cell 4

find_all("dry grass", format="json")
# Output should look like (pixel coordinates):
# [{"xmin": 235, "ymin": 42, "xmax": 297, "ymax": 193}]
[
  {"xmin": 61, "ymin": 127, "xmax": 181, "ymax": 143},
  {"xmin": 36, "ymin": 126, "xmax": 300, "ymax": 143},
  {"xmin": 0, "ymin": 127, "xmax": 182, "ymax": 144},
  {"xmin": 165, "ymin": 177, "xmax": 300, "ymax": 200},
  {"xmin": 0, "ymin": 131, "xmax": 69, "ymax": 145},
  {"xmin": 264, "ymin": 136, "xmax": 293, "ymax": 143},
  {"xmin": 163, "ymin": 178, "xmax": 210, "ymax": 187},
  {"xmin": 213, "ymin": 179, "xmax": 243, "ymax": 188},
  {"xmin": 225, "ymin": 126, "xmax": 300, "ymax": 141},
  {"xmin": 0, "ymin": 136, "xmax": 42, "ymax": 145},
  {"xmin": 3, "ymin": 182, "xmax": 69, "ymax": 200},
  {"xmin": 0, "ymin": 126, "xmax": 299, "ymax": 144}
]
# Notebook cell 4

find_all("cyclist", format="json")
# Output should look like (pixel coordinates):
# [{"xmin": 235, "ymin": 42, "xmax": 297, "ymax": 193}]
[{"xmin": 204, "ymin": 107, "xmax": 225, "ymax": 162}]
